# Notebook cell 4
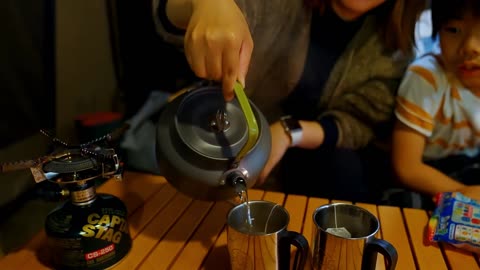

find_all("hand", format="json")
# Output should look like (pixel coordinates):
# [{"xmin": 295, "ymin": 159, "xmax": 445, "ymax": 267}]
[
  {"xmin": 186, "ymin": 0, "xmax": 253, "ymax": 101},
  {"xmin": 256, "ymin": 122, "xmax": 291, "ymax": 187}
]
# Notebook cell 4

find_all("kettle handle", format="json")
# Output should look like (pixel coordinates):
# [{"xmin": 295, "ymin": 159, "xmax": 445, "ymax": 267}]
[{"xmin": 232, "ymin": 82, "xmax": 259, "ymax": 164}]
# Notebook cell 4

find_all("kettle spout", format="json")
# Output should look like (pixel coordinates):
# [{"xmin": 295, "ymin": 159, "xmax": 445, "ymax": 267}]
[{"xmin": 226, "ymin": 170, "xmax": 248, "ymax": 196}]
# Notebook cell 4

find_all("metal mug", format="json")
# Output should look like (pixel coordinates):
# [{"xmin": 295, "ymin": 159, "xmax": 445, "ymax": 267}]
[
  {"xmin": 227, "ymin": 200, "xmax": 309, "ymax": 270},
  {"xmin": 311, "ymin": 203, "xmax": 397, "ymax": 270}
]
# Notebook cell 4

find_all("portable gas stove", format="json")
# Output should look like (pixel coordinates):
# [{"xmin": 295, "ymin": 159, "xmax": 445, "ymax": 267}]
[{"xmin": 0, "ymin": 126, "xmax": 132, "ymax": 270}]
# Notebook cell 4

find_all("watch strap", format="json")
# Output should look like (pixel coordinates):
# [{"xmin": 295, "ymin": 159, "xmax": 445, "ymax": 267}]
[{"xmin": 290, "ymin": 127, "xmax": 302, "ymax": 146}]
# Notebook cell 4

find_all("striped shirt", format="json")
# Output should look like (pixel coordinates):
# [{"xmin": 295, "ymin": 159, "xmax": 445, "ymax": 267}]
[{"xmin": 395, "ymin": 54, "xmax": 480, "ymax": 160}]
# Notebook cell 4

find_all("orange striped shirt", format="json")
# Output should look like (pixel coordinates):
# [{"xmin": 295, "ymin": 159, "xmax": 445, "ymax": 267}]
[{"xmin": 395, "ymin": 54, "xmax": 480, "ymax": 160}]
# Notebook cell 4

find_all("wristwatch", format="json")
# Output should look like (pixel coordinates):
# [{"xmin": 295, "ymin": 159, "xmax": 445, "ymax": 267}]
[{"xmin": 280, "ymin": 115, "xmax": 303, "ymax": 147}]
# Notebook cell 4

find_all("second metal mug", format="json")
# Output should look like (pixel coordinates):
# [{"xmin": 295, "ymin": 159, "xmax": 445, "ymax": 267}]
[{"xmin": 311, "ymin": 203, "xmax": 397, "ymax": 270}]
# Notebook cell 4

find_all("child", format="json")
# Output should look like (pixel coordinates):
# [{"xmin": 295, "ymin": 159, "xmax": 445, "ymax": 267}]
[{"xmin": 391, "ymin": 0, "xmax": 480, "ymax": 206}]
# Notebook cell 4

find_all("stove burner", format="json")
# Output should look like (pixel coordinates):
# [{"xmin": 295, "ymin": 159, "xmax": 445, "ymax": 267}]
[
  {"xmin": 43, "ymin": 153, "xmax": 98, "ymax": 174},
  {"xmin": 0, "ymin": 124, "xmax": 133, "ymax": 270},
  {"xmin": 0, "ymin": 124, "xmax": 128, "ymax": 184}
]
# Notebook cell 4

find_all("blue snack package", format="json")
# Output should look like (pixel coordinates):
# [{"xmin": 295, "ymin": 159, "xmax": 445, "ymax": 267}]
[{"xmin": 427, "ymin": 192, "xmax": 480, "ymax": 253}]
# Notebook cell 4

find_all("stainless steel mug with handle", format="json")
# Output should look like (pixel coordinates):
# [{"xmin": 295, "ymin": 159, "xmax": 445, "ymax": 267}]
[
  {"xmin": 227, "ymin": 200, "xmax": 309, "ymax": 270},
  {"xmin": 311, "ymin": 203, "xmax": 397, "ymax": 270}
]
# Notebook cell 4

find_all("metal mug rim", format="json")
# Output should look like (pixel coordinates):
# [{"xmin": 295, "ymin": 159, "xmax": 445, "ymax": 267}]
[
  {"xmin": 227, "ymin": 200, "xmax": 289, "ymax": 236},
  {"xmin": 312, "ymin": 202, "xmax": 380, "ymax": 239}
]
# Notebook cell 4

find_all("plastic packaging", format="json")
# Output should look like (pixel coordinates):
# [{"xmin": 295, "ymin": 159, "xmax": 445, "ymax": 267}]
[{"xmin": 427, "ymin": 192, "xmax": 480, "ymax": 253}]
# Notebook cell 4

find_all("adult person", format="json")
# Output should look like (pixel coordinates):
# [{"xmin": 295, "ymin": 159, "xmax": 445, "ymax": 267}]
[
  {"xmin": 152, "ymin": 0, "xmax": 426, "ymax": 202},
  {"xmin": 392, "ymin": 0, "xmax": 480, "ymax": 205}
]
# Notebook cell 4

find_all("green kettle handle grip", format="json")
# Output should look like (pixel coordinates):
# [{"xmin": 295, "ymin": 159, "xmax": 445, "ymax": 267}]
[{"xmin": 233, "ymin": 82, "xmax": 259, "ymax": 164}]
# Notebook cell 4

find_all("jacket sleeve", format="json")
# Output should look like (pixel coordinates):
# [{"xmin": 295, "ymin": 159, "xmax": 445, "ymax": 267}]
[{"xmin": 321, "ymin": 48, "xmax": 413, "ymax": 150}]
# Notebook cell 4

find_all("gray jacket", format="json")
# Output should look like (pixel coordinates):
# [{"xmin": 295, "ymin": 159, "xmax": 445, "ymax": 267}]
[{"xmin": 152, "ymin": 0, "xmax": 413, "ymax": 149}]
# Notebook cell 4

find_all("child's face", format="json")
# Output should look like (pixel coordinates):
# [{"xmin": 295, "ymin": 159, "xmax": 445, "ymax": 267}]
[{"xmin": 439, "ymin": 14, "xmax": 480, "ymax": 92}]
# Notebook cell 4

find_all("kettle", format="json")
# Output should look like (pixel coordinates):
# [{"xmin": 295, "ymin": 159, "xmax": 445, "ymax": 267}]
[{"xmin": 155, "ymin": 81, "xmax": 271, "ymax": 201}]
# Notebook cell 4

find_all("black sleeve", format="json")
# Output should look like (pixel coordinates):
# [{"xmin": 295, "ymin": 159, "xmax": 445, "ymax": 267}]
[{"xmin": 317, "ymin": 115, "xmax": 339, "ymax": 151}]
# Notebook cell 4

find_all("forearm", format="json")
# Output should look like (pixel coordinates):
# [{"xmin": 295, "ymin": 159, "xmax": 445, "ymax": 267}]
[
  {"xmin": 296, "ymin": 120, "xmax": 324, "ymax": 149},
  {"xmin": 391, "ymin": 122, "xmax": 467, "ymax": 198},
  {"xmin": 396, "ymin": 163, "xmax": 466, "ymax": 197}
]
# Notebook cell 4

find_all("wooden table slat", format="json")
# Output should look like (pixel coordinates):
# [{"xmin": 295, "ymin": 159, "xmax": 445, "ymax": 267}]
[
  {"xmin": 262, "ymin": 191, "xmax": 287, "ymax": 205},
  {"xmin": 0, "ymin": 230, "xmax": 49, "ymax": 270},
  {"xmin": 442, "ymin": 243, "xmax": 480, "ymax": 269},
  {"xmin": 331, "ymin": 200, "xmax": 351, "ymax": 204},
  {"xmin": 114, "ymin": 192, "xmax": 193, "ymax": 270},
  {"xmin": 200, "ymin": 227, "xmax": 230, "ymax": 270},
  {"xmin": 378, "ymin": 205, "xmax": 417, "ymax": 270},
  {"xmin": 139, "ymin": 199, "xmax": 214, "ymax": 269},
  {"xmin": 246, "ymin": 189, "xmax": 267, "ymax": 201},
  {"xmin": 102, "ymin": 172, "xmax": 167, "ymax": 216},
  {"xmin": 402, "ymin": 208, "xmax": 448, "ymax": 270},
  {"xmin": 284, "ymin": 194, "xmax": 308, "ymax": 232},
  {"xmin": 128, "ymin": 184, "xmax": 178, "ymax": 239},
  {"xmin": 170, "ymin": 201, "xmax": 233, "ymax": 270}
]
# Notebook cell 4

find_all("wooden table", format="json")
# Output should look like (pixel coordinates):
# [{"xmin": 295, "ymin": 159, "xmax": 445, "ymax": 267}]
[{"xmin": 1, "ymin": 171, "xmax": 479, "ymax": 269}]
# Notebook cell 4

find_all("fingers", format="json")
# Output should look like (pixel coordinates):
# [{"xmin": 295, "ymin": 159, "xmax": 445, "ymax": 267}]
[
  {"xmin": 222, "ymin": 71, "xmax": 236, "ymax": 102},
  {"xmin": 205, "ymin": 52, "xmax": 223, "ymax": 81},
  {"xmin": 186, "ymin": 29, "xmax": 234, "ymax": 91},
  {"xmin": 183, "ymin": 12, "xmax": 253, "ymax": 101},
  {"xmin": 222, "ymin": 36, "xmax": 253, "ymax": 101},
  {"xmin": 238, "ymin": 35, "xmax": 254, "ymax": 88},
  {"xmin": 184, "ymin": 30, "xmax": 208, "ymax": 79},
  {"xmin": 186, "ymin": 30, "xmax": 245, "ymax": 101},
  {"xmin": 222, "ymin": 37, "xmax": 241, "ymax": 101}
]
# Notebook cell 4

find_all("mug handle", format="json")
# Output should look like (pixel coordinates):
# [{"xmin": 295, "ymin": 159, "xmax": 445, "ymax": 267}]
[
  {"xmin": 278, "ymin": 230, "xmax": 309, "ymax": 270},
  {"xmin": 361, "ymin": 238, "xmax": 398, "ymax": 270}
]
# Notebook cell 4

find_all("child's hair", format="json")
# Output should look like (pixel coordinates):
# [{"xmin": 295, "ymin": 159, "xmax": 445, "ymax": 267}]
[
  {"xmin": 431, "ymin": 0, "xmax": 480, "ymax": 39},
  {"xmin": 304, "ymin": 0, "xmax": 427, "ymax": 55}
]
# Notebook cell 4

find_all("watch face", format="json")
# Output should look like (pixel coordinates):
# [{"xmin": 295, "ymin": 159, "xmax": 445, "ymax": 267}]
[{"xmin": 281, "ymin": 116, "xmax": 301, "ymax": 131}]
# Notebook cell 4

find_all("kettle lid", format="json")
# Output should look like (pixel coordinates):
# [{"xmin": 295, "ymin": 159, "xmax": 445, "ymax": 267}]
[{"xmin": 175, "ymin": 86, "xmax": 252, "ymax": 160}]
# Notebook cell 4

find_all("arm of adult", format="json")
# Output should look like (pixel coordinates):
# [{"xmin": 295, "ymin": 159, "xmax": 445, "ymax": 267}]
[
  {"xmin": 319, "ymin": 30, "xmax": 413, "ymax": 150},
  {"xmin": 257, "ymin": 120, "xmax": 324, "ymax": 185},
  {"xmin": 391, "ymin": 121, "xmax": 466, "ymax": 197},
  {"xmin": 154, "ymin": 0, "xmax": 253, "ymax": 101}
]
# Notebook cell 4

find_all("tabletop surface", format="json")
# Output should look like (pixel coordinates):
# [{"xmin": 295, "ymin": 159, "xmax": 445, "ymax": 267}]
[{"xmin": 0, "ymin": 171, "xmax": 479, "ymax": 270}]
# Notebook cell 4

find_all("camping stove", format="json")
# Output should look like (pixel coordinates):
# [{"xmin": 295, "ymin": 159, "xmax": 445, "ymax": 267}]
[{"xmin": 0, "ymin": 128, "xmax": 132, "ymax": 270}]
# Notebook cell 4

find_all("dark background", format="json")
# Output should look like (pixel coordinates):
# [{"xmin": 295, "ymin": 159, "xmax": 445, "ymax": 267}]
[
  {"xmin": 0, "ymin": 0, "xmax": 55, "ymax": 149},
  {"xmin": 107, "ymin": 0, "xmax": 195, "ymax": 119},
  {"xmin": 0, "ymin": 0, "xmax": 195, "ymax": 150}
]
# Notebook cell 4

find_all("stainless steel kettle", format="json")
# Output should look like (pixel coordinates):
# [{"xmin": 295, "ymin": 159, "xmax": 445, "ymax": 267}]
[{"xmin": 155, "ymin": 81, "xmax": 271, "ymax": 201}]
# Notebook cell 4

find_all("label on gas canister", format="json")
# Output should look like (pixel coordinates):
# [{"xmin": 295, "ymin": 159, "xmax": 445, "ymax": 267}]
[{"xmin": 46, "ymin": 197, "xmax": 132, "ymax": 270}]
